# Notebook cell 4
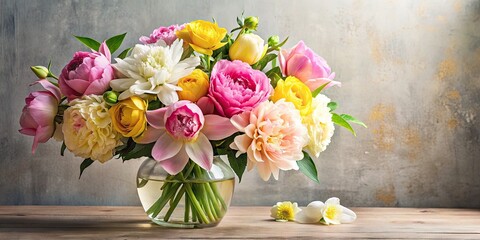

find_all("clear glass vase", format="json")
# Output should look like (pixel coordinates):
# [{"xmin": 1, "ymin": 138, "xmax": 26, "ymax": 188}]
[{"xmin": 136, "ymin": 156, "xmax": 235, "ymax": 228}]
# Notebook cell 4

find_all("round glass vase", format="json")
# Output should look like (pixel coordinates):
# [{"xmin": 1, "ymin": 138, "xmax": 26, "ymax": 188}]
[{"xmin": 136, "ymin": 156, "xmax": 235, "ymax": 228}]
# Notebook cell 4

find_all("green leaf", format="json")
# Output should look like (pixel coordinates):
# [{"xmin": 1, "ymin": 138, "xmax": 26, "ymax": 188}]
[
  {"xmin": 117, "ymin": 47, "xmax": 132, "ymax": 59},
  {"xmin": 311, "ymin": 82, "xmax": 330, "ymax": 97},
  {"xmin": 74, "ymin": 35, "xmax": 100, "ymax": 51},
  {"xmin": 332, "ymin": 113, "xmax": 356, "ymax": 136},
  {"xmin": 236, "ymin": 16, "xmax": 243, "ymax": 26},
  {"xmin": 340, "ymin": 114, "xmax": 367, "ymax": 128},
  {"xmin": 79, "ymin": 158, "xmax": 94, "ymax": 179},
  {"xmin": 275, "ymin": 36, "xmax": 289, "ymax": 49},
  {"xmin": 60, "ymin": 142, "xmax": 66, "ymax": 156},
  {"xmin": 105, "ymin": 32, "xmax": 127, "ymax": 54},
  {"xmin": 266, "ymin": 66, "xmax": 283, "ymax": 88},
  {"xmin": 327, "ymin": 102, "xmax": 338, "ymax": 112},
  {"xmin": 227, "ymin": 152, "xmax": 247, "ymax": 182},
  {"xmin": 297, "ymin": 152, "xmax": 319, "ymax": 183},
  {"xmin": 122, "ymin": 143, "xmax": 154, "ymax": 161},
  {"xmin": 255, "ymin": 53, "xmax": 277, "ymax": 71}
]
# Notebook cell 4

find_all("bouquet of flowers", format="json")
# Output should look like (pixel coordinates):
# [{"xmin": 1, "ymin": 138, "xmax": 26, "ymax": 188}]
[{"xmin": 19, "ymin": 14, "xmax": 365, "ymax": 226}]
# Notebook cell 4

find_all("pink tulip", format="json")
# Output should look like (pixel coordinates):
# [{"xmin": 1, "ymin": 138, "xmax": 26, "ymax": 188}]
[
  {"xmin": 135, "ymin": 101, "xmax": 237, "ymax": 175},
  {"xmin": 208, "ymin": 60, "xmax": 272, "ymax": 118},
  {"xmin": 59, "ymin": 42, "xmax": 114, "ymax": 101},
  {"xmin": 19, "ymin": 80, "xmax": 61, "ymax": 153},
  {"xmin": 279, "ymin": 41, "xmax": 340, "ymax": 91},
  {"xmin": 139, "ymin": 24, "xmax": 185, "ymax": 45}
]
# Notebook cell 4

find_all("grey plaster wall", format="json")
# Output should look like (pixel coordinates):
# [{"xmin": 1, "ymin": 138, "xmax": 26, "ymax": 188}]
[{"xmin": 1, "ymin": 0, "xmax": 479, "ymax": 207}]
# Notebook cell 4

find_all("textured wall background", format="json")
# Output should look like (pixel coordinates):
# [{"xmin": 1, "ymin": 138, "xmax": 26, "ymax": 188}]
[{"xmin": 1, "ymin": 0, "xmax": 479, "ymax": 207}]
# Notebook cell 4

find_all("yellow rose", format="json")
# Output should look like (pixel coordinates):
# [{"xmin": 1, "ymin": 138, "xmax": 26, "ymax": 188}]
[
  {"xmin": 271, "ymin": 76, "xmax": 312, "ymax": 116},
  {"xmin": 109, "ymin": 96, "xmax": 147, "ymax": 138},
  {"xmin": 229, "ymin": 33, "xmax": 267, "ymax": 65},
  {"xmin": 176, "ymin": 20, "xmax": 227, "ymax": 55},
  {"xmin": 177, "ymin": 69, "xmax": 210, "ymax": 102}
]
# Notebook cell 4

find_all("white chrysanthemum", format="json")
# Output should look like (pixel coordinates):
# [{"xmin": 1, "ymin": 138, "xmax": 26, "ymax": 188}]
[
  {"xmin": 303, "ymin": 94, "xmax": 335, "ymax": 158},
  {"xmin": 62, "ymin": 95, "xmax": 122, "ymax": 163},
  {"xmin": 110, "ymin": 39, "xmax": 200, "ymax": 105}
]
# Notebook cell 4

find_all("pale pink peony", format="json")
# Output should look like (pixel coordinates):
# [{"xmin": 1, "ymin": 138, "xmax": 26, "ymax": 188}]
[
  {"xmin": 139, "ymin": 24, "xmax": 185, "ymax": 45},
  {"xmin": 19, "ymin": 80, "xmax": 61, "ymax": 153},
  {"xmin": 135, "ymin": 101, "xmax": 237, "ymax": 175},
  {"xmin": 230, "ymin": 99, "xmax": 309, "ymax": 181},
  {"xmin": 59, "ymin": 42, "xmax": 114, "ymax": 101},
  {"xmin": 279, "ymin": 41, "xmax": 340, "ymax": 91},
  {"xmin": 208, "ymin": 60, "xmax": 272, "ymax": 118}
]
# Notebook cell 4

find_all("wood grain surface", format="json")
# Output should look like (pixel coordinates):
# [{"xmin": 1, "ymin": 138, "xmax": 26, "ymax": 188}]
[{"xmin": 0, "ymin": 206, "xmax": 479, "ymax": 239}]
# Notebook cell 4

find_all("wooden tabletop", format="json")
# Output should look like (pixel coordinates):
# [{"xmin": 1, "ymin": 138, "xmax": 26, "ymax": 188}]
[{"xmin": 0, "ymin": 206, "xmax": 479, "ymax": 239}]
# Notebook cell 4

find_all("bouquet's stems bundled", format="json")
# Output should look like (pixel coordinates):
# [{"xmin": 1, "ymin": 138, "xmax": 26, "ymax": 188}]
[{"xmin": 146, "ymin": 162, "xmax": 227, "ymax": 225}]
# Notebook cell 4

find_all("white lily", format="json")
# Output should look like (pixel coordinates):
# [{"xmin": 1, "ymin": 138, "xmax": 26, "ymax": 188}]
[{"xmin": 295, "ymin": 197, "xmax": 356, "ymax": 225}]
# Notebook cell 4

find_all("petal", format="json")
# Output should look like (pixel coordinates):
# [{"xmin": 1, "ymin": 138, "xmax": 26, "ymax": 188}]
[
  {"xmin": 325, "ymin": 197, "xmax": 340, "ymax": 205},
  {"xmin": 98, "ymin": 41, "xmax": 111, "ymax": 61},
  {"xmin": 146, "ymin": 108, "xmax": 167, "ymax": 129},
  {"xmin": 233, "ymin": 134, "xmax": 252, "ymax": 153},
  {"xmin": 202, "ymin": 115, "xmax": 237, "ymax": 140},
  {"xmin": 151, "ymin": 132, "xmax": 182, "ymax": 161},
  {"xmin": 159, "ymin": 147, "xmax": 190, "ymax": 175},
  {"xmin": 303, "ymin": 78, "xmax": 341, "ymax": 92},
  {"xmin": 185, "ymin": 133, "xmax": 213, "ymax": 171},
  {"xmin": 34, "ymin": 80, "xmax": 61, "ymax": 101},
  {"xmin": 230, "ymin": 112, "xmax": 250, "ymax": 131},
  {"xmin": 133, "ymin": 126, "xmax": 163, "ymax": 144},
  {"xmin": 295, "ymin": 201, "xmax": 325, "ymax": 224},
  {"xmin": 197, "ymin": 96, "xmax": 214, "ymax": 115},
  {"xmin": 340, "ymin": 206, "xmax": 357, "ymax": 224}
]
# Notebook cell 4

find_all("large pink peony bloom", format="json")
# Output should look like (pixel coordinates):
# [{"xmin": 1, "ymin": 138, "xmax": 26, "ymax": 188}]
[
  {"xmin": 230, "ymin": 100, "xmax": 308, "ymax": 181},
  {"xmin": 139, "ymin": 24, "xmax": 185, "ymax": 45},
  {"xmin": 279, "ymin": 41, "xmax": 340, "ymax": 91},
  {"xmin": 208, "ymin": 60, "xmax": 272, "ymax": 118},
  {"xmin": 59, "ymin": 42, "xmax": 114, "ymax": 101},
  {"xmin": 19, "ymin": 80, "xmax": 61, "ymax": 153},
  {"xmin": 135, "ymin": 101, "xmax": 237, "ymax": 175}
]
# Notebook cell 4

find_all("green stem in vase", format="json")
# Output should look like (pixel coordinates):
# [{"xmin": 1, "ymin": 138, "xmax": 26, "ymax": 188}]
[
  {"xmin": 184, "ymin": 182, "xmax": 209, "ymax": 224},
  {"xmin": 163, "ymin": 185, "xmax": 186, "ymax": 222},
  {"xmin": 184, "ymin": 194, "xmax": 190, "ymax": 223},
  {"xmin": 209, "ymin": 182, "xmax": 227, "ymax": 213}
]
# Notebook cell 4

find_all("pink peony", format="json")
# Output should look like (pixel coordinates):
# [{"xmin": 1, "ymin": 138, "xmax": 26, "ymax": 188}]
[
  {"xmin": 59, "ymin": 42, "xmax": 114, "ymax": 101},
  {"xmin": 279, "ymin": 41, "xmax": 340, "ymax": 91},
  {"xmin": 19, "ymin": 80, "xmax": 61, "ymax": 153},
  {"xmin": 230, "ymin": 100, "xmax": 308, "ymax": 181},
  {"xmin": 135, "ymin": 101, "xmax": 237, "ymax": 175},
  {"xmin": 139, "ymin": 24, "xmax": 185, "ymax": 45},
  {"xmin": 208, "ymin": 60, "xmax": 272, "ymax": 118}
]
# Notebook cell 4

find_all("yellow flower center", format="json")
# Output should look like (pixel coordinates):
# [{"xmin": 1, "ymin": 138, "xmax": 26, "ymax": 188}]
[
  {"xmin": 324, "ymin": 204, "xmax": 342, "ymax": 221},
  {"xmin": 276, "ymin": 202, "xmax": 295, "ymax": 221}
]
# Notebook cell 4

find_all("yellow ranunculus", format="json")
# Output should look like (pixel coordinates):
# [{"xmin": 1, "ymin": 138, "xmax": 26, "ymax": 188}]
[
  {"xmin": 229, "ymin": 33, "xmax": 267, "ymax": 65},
  {"xmin": 109, "ymin": 96, "xmax": 147, "ymax": 138},
  {"xmin": 176, "ymin": 20, "xmax": 227, "ymax": 55},
  {"xmin": 177, "ymin": 69, "xmax": 210, "ymax": 102},
  {"xmin": 271, "ymin": 76, "xmax": 312, "ymax": 116}
]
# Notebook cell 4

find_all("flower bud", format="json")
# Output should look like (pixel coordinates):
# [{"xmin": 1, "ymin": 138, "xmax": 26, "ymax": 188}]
[
  {"xmin": 229, "ymin": 33, "xmax": 267, "ymax": 65},
  {"xmin": 244, "ymin": 16, "xmax": 259, "ymax": 31},
  {"xmin": 103, "ymin": 91, "xmax": 119, "ymax": 105},
  {"xmin": 268, "ymin": 35, "xmax": 280, "ymax": 47},
  {"xmin": 30, "ymin": 66, "xmax": 49, "ymax": 79}
]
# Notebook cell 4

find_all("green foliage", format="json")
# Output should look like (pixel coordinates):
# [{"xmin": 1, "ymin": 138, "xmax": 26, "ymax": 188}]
[
  {"xmin": 327, "ymin": 102, "xmax": 337, "ymax": 112},
  {"xmin": 74, "ymin": 35, "xmax": 100, "ymax": 51},
  {"xmin": 253, "ymin": 53, "xmax": 277, "ymax": 71},
  {"xmin": 332, "ymin": 113, "xmax": 356, "ymax": 136},
  {"xmin": 297, "ymin": 152, "xmax": 319, "ymax": 183},
  {"xmin": 227, "ymin": 152, "xmax": 247, "ymax": 182},
  {"xmin": 122, "ymin": 143, "xmax": 154, "ymax": 161},
  {"xmin": 266, "ymin": 66, "xmax": 282, "ymax": 88},
  {"xmin": 117, "ymin": 48, "xmax": 132, "ymax": 59},
  {"xmin": 79, "ymin": 158, "xmax": 94, "ymax": 179},
  {"xmin": 340, "ymin": 114, "xmax": 367, "ymax": 128},
  {"xmin": 311, "ymin": 82, "xmax": 330, "ymax": 97},
  {"xmin": 60, "ymin": 142, "xmax": 66, "ymax": 156},
  {"xmin": 105, "ymin": 32, "xmax": 127, "ymax": 54}
]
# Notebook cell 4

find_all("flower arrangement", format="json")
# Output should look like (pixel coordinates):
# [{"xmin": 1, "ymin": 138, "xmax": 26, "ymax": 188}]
[{"xmin": 19, "ymin": 14, "xmax": 365, "ymax": 226}]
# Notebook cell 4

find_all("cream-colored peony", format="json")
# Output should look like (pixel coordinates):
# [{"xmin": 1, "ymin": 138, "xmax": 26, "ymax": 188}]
[
  {"xmin": 62, "ymin": 95, "xmax": 122, "ymax": 163},
  {"xmin": 303, "ymin": 94, "xmax": 335, "ymax": 158},
  {"xmin": 110, "ymin": 39, "xmax": 200, "ymax": 105}
]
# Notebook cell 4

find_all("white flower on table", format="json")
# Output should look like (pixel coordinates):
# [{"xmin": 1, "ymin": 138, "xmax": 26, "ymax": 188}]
[{"xmin": 295, "ymin": 197, "xmax": 357, "ymax": 225}]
